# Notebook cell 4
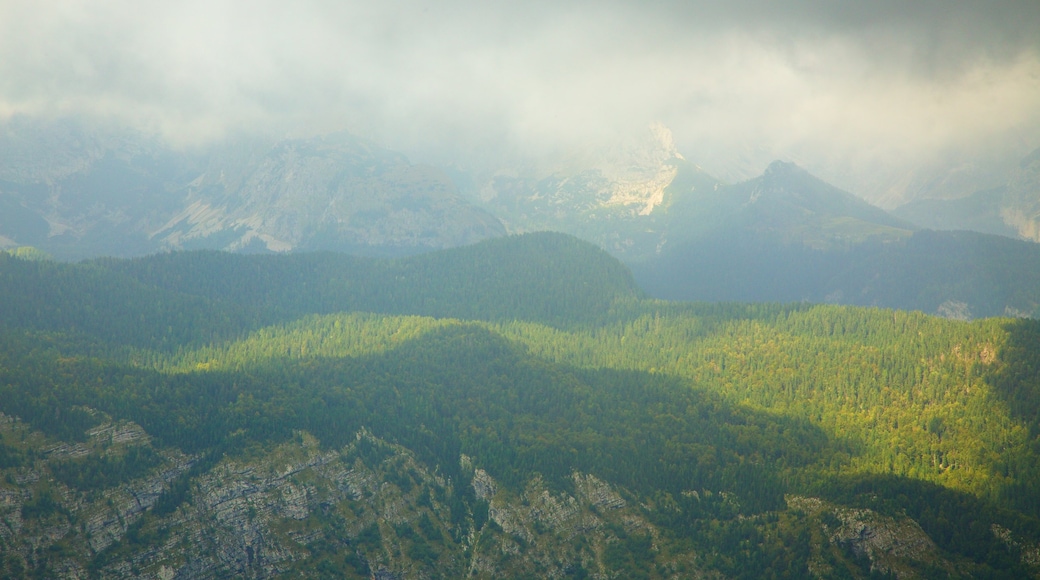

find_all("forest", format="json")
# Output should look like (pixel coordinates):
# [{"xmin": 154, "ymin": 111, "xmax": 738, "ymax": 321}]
[{"xmin": 1, "ymin": 233, "xmax": 1040, "ymax": 578}]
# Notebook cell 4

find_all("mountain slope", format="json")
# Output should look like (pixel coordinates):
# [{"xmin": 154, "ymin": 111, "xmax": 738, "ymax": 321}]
[
  {"xmin": 890, "ymin": 148, "xmax": 1040, "ymax": 242},
  {"xmin": 152, "ymin": 133, "xmax": 505, "ymax": 255},
  {"xmin": 719, "ymin": 160, "xmax": 915, "ymax": 249},
  {"xmin": 892, "ymin": 186, "xmax": 1019, "ymax": 238},
  {"xmin": 478, "ymin": 124, "xmax": 724, "ymax": 261},
  {"xmin": 0, "ymin": 118, "xmax": 505, "ymax": 259},
  {"xmin": 1001, "ymin": 147, "xmax": 1040, "ymax": 242},
  {"xmin": 0, "ymin": 232, "xmax": 641, "ymax": 351},
  {"xmin": 2, "ymin": 240, "xmax": 1040, "ymax": 576},
  {"xmin": 2, "ymin": 297, "xmax": 1040, "ymax": 577},
  {"xmin": 634, "ymin": 162, "xmax": 1040, "ymax": 318}
]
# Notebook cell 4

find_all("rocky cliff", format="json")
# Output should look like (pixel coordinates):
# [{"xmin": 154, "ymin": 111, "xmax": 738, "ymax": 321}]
[
  {"xmin": 0, "ymin": 118, "xmax": 505, "ymax": 259},
  {"xmin": 477, "ymin": 124, "xmax": 723, "ymax": 261},
  {"xmin": 3, "ymin": 409, "xmax": 1036, "ymax": 579}
]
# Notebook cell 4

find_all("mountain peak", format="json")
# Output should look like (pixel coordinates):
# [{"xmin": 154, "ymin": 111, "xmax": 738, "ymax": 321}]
[
  {"xmin": 763, "ymin": 160, "xmax": 803, "ymax": 178},
  {"xmin": 727, "ymin": 161, "xmax": 915, "ymax": 248}
]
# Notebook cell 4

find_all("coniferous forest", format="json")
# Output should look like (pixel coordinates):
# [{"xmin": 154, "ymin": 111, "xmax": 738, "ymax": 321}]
[{"xmin": 2, "ymin": 232, "xmax": 1040, "ymax": 578}]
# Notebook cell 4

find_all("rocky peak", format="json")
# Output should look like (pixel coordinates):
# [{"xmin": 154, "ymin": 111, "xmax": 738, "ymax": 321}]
[
  {"xmin": 0, "ymin": 122, "xmax": 505, "ymax": 258},
  {"xmin": 595, "ymin": 123, "xmax": 684, "ymax": 215},
  {"xmin": 763, "ymin": 160, "xmax": 802, "ymax": 178}
]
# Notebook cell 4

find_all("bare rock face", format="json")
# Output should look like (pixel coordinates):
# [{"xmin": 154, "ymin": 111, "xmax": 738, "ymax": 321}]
[
  {"xmin": 152, "ymin": 133, "xmax": 505, "ymax": 255},
  {"xmin": 477, "ymin": 124, "xmax": 721, "ymax": 260},
  {"xmin": 1, "ymin": 410, "xmax": 717, "ymax": 579},
  {"xmin": 5, "ymin": 405, "xmax": 1023, "ymax": 579},
  {"xmin": 0, "ymin": 118, "xmax": 505, "ymax": 259},
  {"xmin": 787, "ymin": 495, "xmax": 947, "ymax": 579}
]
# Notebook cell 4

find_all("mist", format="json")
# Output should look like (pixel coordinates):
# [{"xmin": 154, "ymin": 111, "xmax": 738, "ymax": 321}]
[{"xmin": 2, "ymin": 0, "xmax": 1038, "ymax": 200}]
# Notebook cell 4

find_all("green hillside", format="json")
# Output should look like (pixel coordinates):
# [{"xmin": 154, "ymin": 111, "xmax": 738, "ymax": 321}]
[
  {"xmin": 1, "ymin": 234, "xmax": 1040, "ymax": 578},
  {"xmin": 0, "ymin": 232, "xmax": 641, "ymax": 352}
]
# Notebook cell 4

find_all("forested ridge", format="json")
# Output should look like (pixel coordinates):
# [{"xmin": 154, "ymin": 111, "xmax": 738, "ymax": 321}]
[{"xmin": 2, "ymin": 233, "xmax": 1040, "ymax": 578}]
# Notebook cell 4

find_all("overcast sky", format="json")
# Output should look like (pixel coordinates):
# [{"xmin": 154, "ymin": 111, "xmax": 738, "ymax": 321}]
[{"xmin": 1, "ymin": 0, "xmax": 1038, "ymax": 193}]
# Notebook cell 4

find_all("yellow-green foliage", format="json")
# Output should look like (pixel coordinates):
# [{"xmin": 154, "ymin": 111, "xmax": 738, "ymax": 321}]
[
  {"xmin": 153, "ymin": 303, "xmax": 1036, "ymax": 506},
  {"xmin": 4, "ymin": 246, "xmax": 52, "ymax": 261}
]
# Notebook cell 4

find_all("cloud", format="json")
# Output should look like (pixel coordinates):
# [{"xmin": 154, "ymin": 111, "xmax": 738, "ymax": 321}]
[{"xmin": 1, "ymin": 0, "xmax": 1038, "ymax": 184}]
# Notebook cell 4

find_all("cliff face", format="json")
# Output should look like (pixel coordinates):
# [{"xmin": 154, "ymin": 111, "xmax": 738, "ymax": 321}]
[
  {"xmin": 151, "ymin": 133, "xmax": 505, "ymax": 255},
  {"xmin": 2, "ymin": 411, "xmax": 700, "ymax": 579},
  {"xmin": 477, "ymin": 124, "xmax": 723, "ymax": 261},
  {"xmin": 3, "ymin": 409, "xmax": 1034, "ymax": 579},
  {"xmin": 0, "ymin": 120, "xmax": 504, "ymax": 259}
]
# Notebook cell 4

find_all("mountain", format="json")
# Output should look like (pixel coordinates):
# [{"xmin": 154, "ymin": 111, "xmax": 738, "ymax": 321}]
[
  {"xmin": 892, "ymin": 186, "xmax": 1019, "ymax": 238},
  {"xmin": 891, "ymin": 148, "xmax": 1040, "ymax": 242},
  {"xmin": 2, "ymin": 237, "xmax": 1040, "ymax": 577},
  {"xmin": 1000, "ymin": 147, "xmax": 1040, "ymax": 242},
  {"xmin": 6, "ymin": 117, "xmax": 1040, "ymax": 321},
  {"xmin": 697, "ymin": 160, "xmax": 915, "ymax": 249},
  {"xmin": 477, "ymin": 124, "xmax": 723, "ymax": 261},
  {"xmin": 0, "ymin": 118, "xmax": 505, "ymax": 259},
  {"xmin": 632, "ymin": 162, "xmax": 1040, "ymax": 319},
  {"xmin": 152, "ymin": 133, "xmax": 505, "ymax": 256},
  {"xmin": 0, "ymin": 232, "xmax": 640, "ymax": 351}
]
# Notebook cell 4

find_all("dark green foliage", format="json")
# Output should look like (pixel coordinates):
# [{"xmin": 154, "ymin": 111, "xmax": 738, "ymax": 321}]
[
  {"xmin": 0, "ymin": 348, "xmax": 101, "ymax": 440},
  {"xmin": 296, "ymin": 510, "xmax": 371, "ymax": 579},
  {"xmin": 0, "ymin": 233, "xmax": 640, "ymax": 361},
  {"xmin": 0, "ymin": 442, "xmax": 26, "ymax": 468},
  {"xmin": 3, "ymin": 234, "xmax": 1040, "ymax": 577},
  {"xmin": 94, "ymin": 231, "xmax": 642, "ymax": 331},
  {"xmin": 816, "ymin": 474, "xmax": 1039, "ymax": 578},
  {"xmin": 89, "ymin": 514, "xmax": 171, "ymax": 575},
  {"xmin": 50, "ymin": 445, "xmax": 162, "ymax": 491},
  {"xmin": 20, "ymin": 487, "xmax": 67, "ymax": 521},
  {"xmin": 472, "ymin": 498, "xmax": 489, "ymax": 531},
  {"xmin": 356, "ymin": 523, "xmax": 382, "ymax": 552},
  {"xmin": 0, "ymin": 252, "xmax": 257, "ymax": 351},
  {"xmin": 417, "ymin": 512, "xmax": 442, "ymax": 543},
  {"xmin": 989, "ymin": 319, "xmax": 1040, "ymax": 434},
  {"xmin": 405, "ymin": 535, "xmax": 438, "ymax": 566},
  {"xmin": 152, "ymin": 448, "xmax": 226, "ymax": 516},
  {"xmin": 387, "ymin": 465, "xmax": 414, "ymax": 493},
  {"xmin": 1, "ymin": 553, "xmax": 27, "ymax": 578},
  {"xmin": 347, "ymin": 436, "xmax": 394, "ymax": 468},
  {"xmin": 603, "ymin": 527, "xmax": 653, "ymax": 580}
]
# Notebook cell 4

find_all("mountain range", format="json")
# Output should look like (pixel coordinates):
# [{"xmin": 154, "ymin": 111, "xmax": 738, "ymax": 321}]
[
  {"xmin": 2, "ymin": 117, "xmax": 1040, "ymax": 321},
  {"xmin": 0, "ymin": 117, "xmax": 504, "ymax": 260},
  {"xmin": 4, "ymin": 114, "xmax": 1040, "ymax": 578}
]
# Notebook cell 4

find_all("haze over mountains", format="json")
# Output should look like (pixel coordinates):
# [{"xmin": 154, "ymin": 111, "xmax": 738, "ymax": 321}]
[
  {"xmin": 893, "ymin": 148, "xmax": 1040, "ymax": 241},
  {"xmin": 4, "ymin": 2, "xmax": 1040, "ymax": 578},
  {"xmin": 0, "ymin": 118, "xmax": 504, "ymax": 259},
  {"xmin": 2, "ymin": 117, "xmax": 1039, "ymax": 320}
]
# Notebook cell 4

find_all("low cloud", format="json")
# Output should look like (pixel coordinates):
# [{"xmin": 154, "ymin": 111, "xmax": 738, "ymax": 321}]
[{"xmin": 2, "ymin": 0, "xmax": 1038, "ymax": 189}]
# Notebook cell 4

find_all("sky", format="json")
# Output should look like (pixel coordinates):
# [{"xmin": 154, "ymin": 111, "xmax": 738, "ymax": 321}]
[{"xmin": 1, "ymin": 0, "xmax": 1039, "ymax": 200}]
